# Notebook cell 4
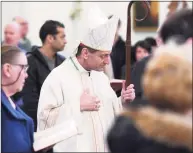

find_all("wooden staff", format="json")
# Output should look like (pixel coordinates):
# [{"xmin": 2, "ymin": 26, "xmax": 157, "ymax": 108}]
[{"xmin": 125, "ymin": 0, "xmax": 150, "ymax": 88}]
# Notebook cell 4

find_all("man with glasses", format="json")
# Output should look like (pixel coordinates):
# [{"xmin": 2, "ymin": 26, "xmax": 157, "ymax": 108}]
[
  {"xmin": 21, "ymin": 20, "xmax": 67, "ymax": 133},
  {"xmin": 37, "ymin": 7, "xmax": 135, "ymax": 152}
]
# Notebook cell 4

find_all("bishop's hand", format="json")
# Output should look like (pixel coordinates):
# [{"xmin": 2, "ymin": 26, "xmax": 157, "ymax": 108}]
[
  {"xmin": 80, "ymin": 89, "xmax": 100, "ymax": 111},
  {"xmin": 121, "ymin": 81, "xmax": 135, "ymax": 103}
]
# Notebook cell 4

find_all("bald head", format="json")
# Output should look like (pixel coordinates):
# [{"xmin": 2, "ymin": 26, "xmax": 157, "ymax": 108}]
[
  {"xmin": 4, "ymin": 22, "xmax": 21, "ymax": 46},
  {"xmin": 13, "ymin": 16, "xmax": 26, "ymax": 22},
  {"xmin": 13, "ymin": 16, "xmax": 29, "ymax": 38}
]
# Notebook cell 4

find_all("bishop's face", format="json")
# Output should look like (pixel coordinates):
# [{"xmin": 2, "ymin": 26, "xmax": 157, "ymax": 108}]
[{"xmin": 86, "ymin": 50, "xmax": 111, "ymax": 71}]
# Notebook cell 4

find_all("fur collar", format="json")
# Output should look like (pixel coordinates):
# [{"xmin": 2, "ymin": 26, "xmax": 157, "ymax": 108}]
[{"xmin": 123, "ymin": 106, "xmax": 192, "ymax": 151}]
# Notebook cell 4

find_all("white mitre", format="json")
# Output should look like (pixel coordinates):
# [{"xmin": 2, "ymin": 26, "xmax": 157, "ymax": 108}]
[{"xmin": 80, "ymin": 6, "xmax": 119, "ymax": 52}]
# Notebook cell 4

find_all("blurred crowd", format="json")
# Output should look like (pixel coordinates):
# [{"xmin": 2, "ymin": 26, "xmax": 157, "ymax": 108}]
[{"xmin": 1, "ymin": 6, "xmax": 192, "ymax": 153}]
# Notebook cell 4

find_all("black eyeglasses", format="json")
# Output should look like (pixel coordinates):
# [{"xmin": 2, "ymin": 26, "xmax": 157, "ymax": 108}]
[{"xmin": 11, "ymin": 64, "xmax": 29, "ymax": 71}]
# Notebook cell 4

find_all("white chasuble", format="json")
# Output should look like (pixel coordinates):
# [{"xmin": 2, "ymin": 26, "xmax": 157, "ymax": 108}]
[{"xmin": 37, "ymin": 56, "xmax": 123, "ymax": 152}]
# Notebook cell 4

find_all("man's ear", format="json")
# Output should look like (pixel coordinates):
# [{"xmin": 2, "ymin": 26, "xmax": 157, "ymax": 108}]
[
  {"xmin": 46, "ymin": 35, "xmax": 54, "ymax": 43},
  {"xmin": 2, "ymin": 64, "xmax": 11, "ymax": 78},
  {"xmin": 82, "ymin": 48, "xmax": 89, "ymax": 59}
]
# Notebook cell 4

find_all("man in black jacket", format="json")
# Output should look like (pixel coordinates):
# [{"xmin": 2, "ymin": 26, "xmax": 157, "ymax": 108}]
[
  {"xmin": 130, "ymin": 9, "xmax": 193, "ymax": 106},
  {"xmin": 22, "ymin": 20, "xmax": 67, "ymax": 131}
]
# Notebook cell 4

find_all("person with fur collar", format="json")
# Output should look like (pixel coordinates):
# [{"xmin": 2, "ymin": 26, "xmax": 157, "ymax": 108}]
[{"xmin": 107, "ymin": 42, "xmax": 192, "ymax": 153}]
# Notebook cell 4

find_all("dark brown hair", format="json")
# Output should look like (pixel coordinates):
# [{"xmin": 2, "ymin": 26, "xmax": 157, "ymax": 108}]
[
  {"xmin": 1, "ymin": 45, "xmax": 23, "ymax": 65},
  {"xmin": 76, "ymin": 44, "xmax": 98, "ymax": 57},
  {"xmin": 159, "ymin": 9, "xmax": 192, "ymax": 44},
  {"xmin": 39, "ymin": 20, "xmax": 65, "ymax": 44}
]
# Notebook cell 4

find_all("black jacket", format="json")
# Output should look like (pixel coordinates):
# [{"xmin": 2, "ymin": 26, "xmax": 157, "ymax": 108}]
[
  {"xmin": 22, "ymin": 46, "xmax": 65, "ymax": 131},
  {"xmin": 111, "ymin": 36, "xmax": 126, "ymax": 79},
  {"xmin": 131, "ymin": 55, "xmax": 151, "ymax": 103},
  {"xmin": 107, "ymin": 106, "xmax": 192, "ymax": 153}
]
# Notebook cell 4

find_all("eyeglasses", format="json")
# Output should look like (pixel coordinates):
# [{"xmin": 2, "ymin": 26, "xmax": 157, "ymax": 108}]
[{"xmin": 11, "ymin": 64, "xmax": 29, "ymax": 72}]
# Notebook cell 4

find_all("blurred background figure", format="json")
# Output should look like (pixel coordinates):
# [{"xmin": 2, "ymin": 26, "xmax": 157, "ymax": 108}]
[
  {"xmin": 144, "ymin": 37, "xmax": 157, "ymax": 51},
  {"xmin": 130, "ymin": 9, "xmax": 193, "ymax": 104},
  {"xmin": 132, "ymin": 40, "xmax": 152, "ymax": 64},
  {"xmin": 107, "ymin": 41, "xmax": 192, "ymax": 153},
  {"xmin": 2, "ymin": 22, "xmax": 21, "ymax": 48},
  {"xmin": 13, "ymin": 16, "xmax": 32, "ymax": 52},
  {"xmin": 108, "ymin": 15, "xmax": 126, "ymax": 80},
  {"xmin": 121, "ymin": 37, "xmax": 156, "ymax": 79}
]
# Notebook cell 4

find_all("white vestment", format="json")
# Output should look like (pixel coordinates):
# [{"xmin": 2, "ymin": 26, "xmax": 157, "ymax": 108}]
[{"xmin": 37, "ymin": 56, "xmax": 123, "ymax": 152}]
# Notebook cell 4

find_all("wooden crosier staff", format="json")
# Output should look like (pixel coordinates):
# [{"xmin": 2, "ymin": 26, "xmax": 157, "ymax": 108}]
[{"xmin": 125, "ymin": 1, "xmax": 150, "ymax": 88}]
